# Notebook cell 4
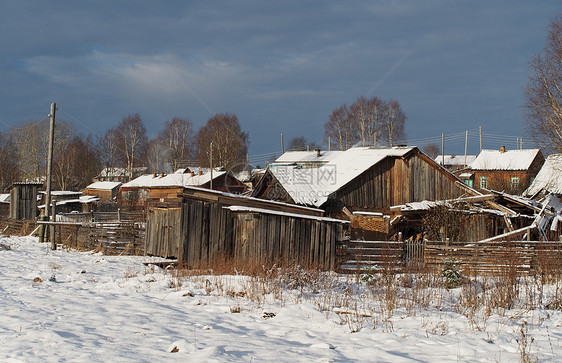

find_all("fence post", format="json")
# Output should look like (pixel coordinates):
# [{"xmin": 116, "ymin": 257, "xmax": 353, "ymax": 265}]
[
  {"xmin": 118, "ymin": 208, "xmax": 121, "ymax": 222},
  {"xmin": 50, "ymin": 202, "xmax": 56, "ymax": 250}
]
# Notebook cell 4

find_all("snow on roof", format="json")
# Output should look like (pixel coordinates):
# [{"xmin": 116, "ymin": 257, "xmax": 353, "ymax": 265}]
[
  {"xmin": 275, "ymin": 150, "xmax": 344, "ymax": 164},
  {"xmin": 40, "ymin": 191, "xmax": 82, "ymax": 196},
  {"xmin": 470, "ymin": 149, "xmax": 541, "ymax": 171},
  {"xmin": 183, "ymin": 185, "xmax": 325, "ymax": 214},
  {"xmin": 0, "ymin": 193, "xmax": 9, "ymax": 203},
  {"xmin": 224, "ymin": 206, "xmax": 349, "ymax": 224},
  {"xmin": 435, "ymin": 154, "xmax": 477, "ymax": 166},
  {"xmin": 122, "ymin": 171, "xmax": 226, "ymax": 188},
  {"xmin": 524, "ymin": 154, "xmax": 562, "ymax": 197},
  {"xmin": 270, "ymin": 146, "xmax": 414, "ymax": 206},
  {"xmin": 85, "ymin": 181, "xmax": 122, "ymax": 190},
  {"xmin": 174, "ymin": 167, "xmax": 217, "ymax": 174}
]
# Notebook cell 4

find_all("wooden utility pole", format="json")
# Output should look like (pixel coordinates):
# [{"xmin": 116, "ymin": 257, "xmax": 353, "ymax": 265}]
[
  {"xmin": 209, "ymin": 141, "xmax": 213, "ymax": 190},
  {"xmin": 441, "ymin": 133, "xmax": 445, "ymax": 166},
  {"xmin": 464, "ymin": 130, "xmax": 468, "ymax": 167},
  {"xmin": 45, "ymin": 103, "xmax": 56, "ymax": 249},
  {"xmin": 328, "ymin": 136, "xmax": 331, "ymax": 151},
  {"xmin": 281, "ymin": 134, "xmax": 284, "ymax": 154},
  {"xmin": 479, "ymin": 126, "xmax": 482, "ymax": 152}
]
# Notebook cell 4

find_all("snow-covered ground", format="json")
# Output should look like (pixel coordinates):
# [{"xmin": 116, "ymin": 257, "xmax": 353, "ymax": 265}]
[{"xmin": 1, "ymin": 236, "xmax": 562, "ymax": 362}]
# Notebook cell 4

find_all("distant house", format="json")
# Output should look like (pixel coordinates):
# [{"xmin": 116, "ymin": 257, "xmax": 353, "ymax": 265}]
[
  {"xmin": 119, "ymin": 171, "xmax": 247, "ymax": 208},
  {"xmin": 469, "ymin": 146, "xmax": 544, "ymax": 194},
  {"xmin": 272, "ymin": 150, "xmax": 345, "ymax": 168},
  {"xmin": 523, "ymin": 154, "xmax": 562, "ymax": 199},
  {"xmin": 434, "ymin": 154, "xmax": 477, "ymax": 172},
  {"xmin": 82, "ymin": 181, "xmax": 122, "ymax": 202},
  {"xmin": 252, "ymin": 146, "xmax": 470, "ymax": 214},
  {"xmin": 94, "ymin": 167, "xmax": 148, "ymax": 183}
]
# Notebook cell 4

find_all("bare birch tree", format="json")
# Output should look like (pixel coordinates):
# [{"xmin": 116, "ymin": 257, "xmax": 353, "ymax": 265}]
[
  {"xmin": 383, "ymin": 100, "xmax": 407, "ymax": 147},
  {"xmin": 115, "ymin": 114, "xmax": 148, "ymax": 181},
  {"xmin": 158, "ymin": 117, "xmax": 193, "ymax": 171},
  {"xmin": 11, "ymin": 120, "xmax": 47, "ymax": 181},
  {"xmin": 0, "ymin": 132, "xmax": 20, "ymax": 190},
  {"xmin": 98, "ymin": 127, "xmax": 120, "ymax": 176},
  {"xmin": 324, "ymin": 96, "xmax": 407, "ymax": 149},
  {"xmin": 324, "ymin": 104, "xmax": 358, "ymax": 150},
  {"xmin": 195, "ymin": 113, "xmax": 248, "ymax": 172},
  {"xmin": 525, "ymin": 14, "xmax": 562, "ymax": 153}
]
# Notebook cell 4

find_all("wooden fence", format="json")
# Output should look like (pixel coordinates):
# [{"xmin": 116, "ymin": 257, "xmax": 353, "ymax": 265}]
[
  {"xmin": 0, "ymin": 216, "xmax": 146, "ymax": 256},
  {"xmin": 336, "ymin": 239, "xmax": 562, "ymax": 276},
  {"xmin": 424, "ymin": 241, "xmax": 562, "ymax": 275},
  {"xmin": 336, "ymin": 240, "xmax": 405, "ymax": 273}
]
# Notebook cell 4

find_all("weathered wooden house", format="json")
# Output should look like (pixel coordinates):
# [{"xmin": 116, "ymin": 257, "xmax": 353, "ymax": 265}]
[
  {"xmin": 82, "ymin": 181, "xmax": 122, "ymax": 202},
  {"xmin": 144, "ymin": 186, "xmax": 348, "ymax": 269},
  {"xmin": 119, "ymin": 171, "xmax": 247, "ymax": 209},
  {"xmin": 468, "ymin": 146, "xmax": 544, "ymax": 195},
  {"xmin": 252, "ymin": 146, "xmax": 470, "ymax": 215}
]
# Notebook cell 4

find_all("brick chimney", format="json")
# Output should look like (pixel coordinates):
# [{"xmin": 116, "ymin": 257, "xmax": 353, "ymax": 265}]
[
  {"xmin": 500, "ymin": 145, "xmax": 506, "ymax": 153},
  {"xmin": 199, "ymin": 170, "xmax": 203, "ymax": 176}
]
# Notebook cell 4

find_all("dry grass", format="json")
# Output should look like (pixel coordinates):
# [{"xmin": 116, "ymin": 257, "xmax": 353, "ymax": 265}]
[{"xmin": 152, "ymin": 249, "xmax": 560, "ymax": 363}]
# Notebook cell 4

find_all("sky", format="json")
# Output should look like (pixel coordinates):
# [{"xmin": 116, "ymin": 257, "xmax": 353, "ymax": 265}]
[{"xmin": 1, "ymin": 1, "xmax": 560, "ymax": 166}]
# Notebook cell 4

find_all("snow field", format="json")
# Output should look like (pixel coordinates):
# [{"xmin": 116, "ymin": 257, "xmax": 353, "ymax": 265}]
[{"xmin": 1, "ymin": 236, "xmax": 562, "ymax": 362}]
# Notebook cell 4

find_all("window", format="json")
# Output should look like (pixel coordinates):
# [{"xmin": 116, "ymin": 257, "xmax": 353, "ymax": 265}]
[
  {"xmin": 464, "ymin": 179, "xmax": 473, "ymax": 188},
  {"xmin": 480, "ymin": 176, "xmax": 488, "ymax": 189},
  {"xmin": 511, "ymin": 177, "xmax": 520, "ymax": 191}
]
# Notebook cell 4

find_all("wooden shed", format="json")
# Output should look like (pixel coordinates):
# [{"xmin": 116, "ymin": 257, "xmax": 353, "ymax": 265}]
[
  {"xmin": 144, "ymin": 186, "xmax": 348, "ymax": 270},
  {"xmin": 82, "ymin": 181, "xmax": 122, "ymax": 202},
  {"xmin": 252, "ymin": 146, "xmax": 470, "ymax": 215},
  {"xmin": 10, "ymin": 182, "xmax": 42, "ymax": 220}
]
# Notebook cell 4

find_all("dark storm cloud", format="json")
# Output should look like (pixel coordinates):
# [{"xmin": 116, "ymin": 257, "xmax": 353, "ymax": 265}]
[{"xmin": 0, "ymin": 1, "xmax": 559, "ymax": 156}]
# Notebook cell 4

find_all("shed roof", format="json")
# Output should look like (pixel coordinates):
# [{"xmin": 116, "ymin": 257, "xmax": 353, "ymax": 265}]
[
  {"xmin": 470, "ymin": 149, "xmax": 541, "ymax": 171},
  {"xmin": 122, "ymin": 171, "xmax": 226, "ymax": 188},
  {"xmin": 275, "ymin": 150, "xmax": 344, "ymax": 164},
  {"xmin": 268, "ymin": 146, "xmax": 415, "ymax": 206},
  {"xmin": 524, "ymin": 154, "xmax": 562, "ymax": 197},
  {"xmin": 85, "ymin": 181, "xmax": 122, "ymax": 190}
]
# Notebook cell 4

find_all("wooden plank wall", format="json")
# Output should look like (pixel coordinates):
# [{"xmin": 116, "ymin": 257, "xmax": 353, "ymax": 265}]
[
  {"xmin": 332, "ymin": 153, "xmax": 464, "ymax": 211},
  {"xmin": 145, "ymin": 198, "xmax": 345, "ymax": 269},
  {"xmin": 232, "ymin": 213, "xmax": 341, "ymax": 270},
  {"xmin": 10, "ymin": 185, "xmax": 38, "ymax": 220}
]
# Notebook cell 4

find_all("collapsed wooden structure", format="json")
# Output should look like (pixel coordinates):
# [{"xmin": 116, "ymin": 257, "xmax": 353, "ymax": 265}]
[{"xmin": 144, "ymin": 186, "xmax": 349, "ymax": 269}]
